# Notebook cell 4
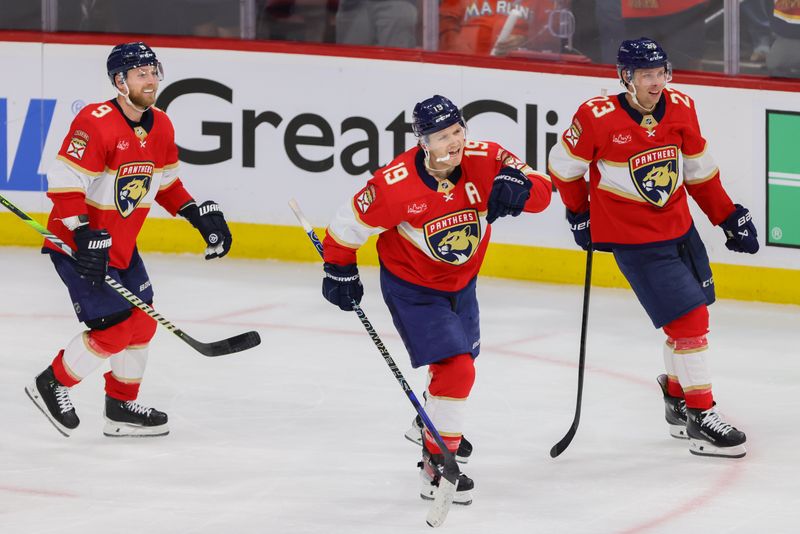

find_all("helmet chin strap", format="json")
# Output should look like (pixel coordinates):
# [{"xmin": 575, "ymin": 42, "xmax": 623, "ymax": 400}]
[
  {"xmin": 625, "ymin": 81, "xmax": 656, "ymax": 113},
  {"xmin": 116, "ymin": 78, "xmax": 151, "ymax": 114},
  {"xmin": 622, "ymin": 69, "xmax": 663, "ymax": 113}
]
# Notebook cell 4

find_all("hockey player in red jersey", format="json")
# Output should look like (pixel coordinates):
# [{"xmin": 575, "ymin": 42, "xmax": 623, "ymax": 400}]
[
  {"xmin": 548, "ymin": 38, "xmax": 758, "ymax": 458},
  {"xmin": 321, "ymin": 95, "xmax": 551, "ymax": 503},
  {"xmin": 25, "ymin": 42, "xmax": 233, "ymax": 438}
]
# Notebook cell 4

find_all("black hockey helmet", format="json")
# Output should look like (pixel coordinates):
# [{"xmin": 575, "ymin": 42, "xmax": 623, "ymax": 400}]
[
  {"xmin": 616, "ymin": 37, "xmax": 672, "ymax": 85},
  {"xmin": 106, "ymin": 42, "xmax": 163, "ymax": 85},
  {"xmin": 412, "ymin": 95, "xmax": 465, "ymax": 139}
]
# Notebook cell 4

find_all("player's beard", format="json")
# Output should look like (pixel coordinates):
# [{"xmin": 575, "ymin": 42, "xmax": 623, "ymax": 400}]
[{"xmin": 129, "ymin": 87, "xmax": 157, "ymax": 109}]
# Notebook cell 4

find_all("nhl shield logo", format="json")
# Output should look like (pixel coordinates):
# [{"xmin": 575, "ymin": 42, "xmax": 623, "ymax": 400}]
[
  {"xmin": 115, "ymin": 161, "xmax": 154, "ymax": 218},
  {"xmin": 629, "ymin": 146, "xmax": 679, "ymax": 207},
  {"xmin": 424, "ymin": 209, "xmax": 481, "ymax": 265}
]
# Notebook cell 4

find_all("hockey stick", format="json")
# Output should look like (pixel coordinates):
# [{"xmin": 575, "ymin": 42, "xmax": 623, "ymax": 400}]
[
  {"xmin": 0, "ymin": 193, "xmax": 260, "ymax": 357},
  {"xmin": 550, "ymin": 247, "xmax": 592, "ymax": 458},
  {"xmin": 288, "ymin": 199, "xmax": 458, "ymax": 528}
]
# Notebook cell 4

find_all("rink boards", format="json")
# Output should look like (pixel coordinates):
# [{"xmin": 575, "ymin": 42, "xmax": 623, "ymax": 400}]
[{"xmin": 0, "ymin": 36, "xmax": 798, "ymax": 304}]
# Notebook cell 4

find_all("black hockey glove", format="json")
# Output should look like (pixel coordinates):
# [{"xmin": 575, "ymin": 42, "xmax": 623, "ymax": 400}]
[
  {"xmin": 73, "ymin": 225, "xmax": 112, "ymax": 285},
  {"xmin": 486, "ymin": 166, "xmax": 532, "ymax": 224},
  {"xmin": 720, "ymin": 204, "xmax": 759, "ymax": 254},
  {"xmin": 180, "ymin": 200, "xmax": 233, "ymax": 260},
  {"xmin": 566, "ymin": 209, "xmax": 591, "ymax": 251},
  {"xmin": 322, "ymin": 262, "xmax": 363, "ymax": 311}
]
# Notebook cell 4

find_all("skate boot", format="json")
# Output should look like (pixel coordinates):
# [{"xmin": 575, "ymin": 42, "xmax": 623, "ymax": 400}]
[
  {"xmin": 25, "ymin": 366, "xmax": 80, "ymax": 437},
  {"xmin": 418, "ymin": 443, "xmax": 474, "ymax": 505},
  {"xmin": 404, "ymin": 414, "xmax": 473, "ymax": 464},
  {"xmin": 103, "ymin": 395, "xmax": 169, "ymax": 437},
  {"xmin": 656, "ymin": 374, "xmax": 688, "ymax": 439},
  {"xmin": 686, "ymin": 404, "xmax": 746, "ymax": 458}
]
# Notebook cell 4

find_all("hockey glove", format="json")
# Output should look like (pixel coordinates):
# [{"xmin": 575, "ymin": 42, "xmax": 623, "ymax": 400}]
[
  {"xmin": 486, "ymin": 167, "xmax": 532, "ymax": 224},
  {"xmin": 323, "ymin": 262, "xmax": 363, "ymax": 311},
  {"xmin": 566, "ymin": 209, "xmax": 591, "ymax": 251},
  {"xmin": 180, "ymin": 200, "xmax": 233, "ymax": 260},
  {"xmin": 720, "ymin": 204, "xmax": 759, "ymax": 254},
  {"xmin": 73, "ymin": 225, "xmax": 112, "ymax": 285}
]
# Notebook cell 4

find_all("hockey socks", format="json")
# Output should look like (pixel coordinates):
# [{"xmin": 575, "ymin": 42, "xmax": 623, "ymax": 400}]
[{"xmin": 421, "ymin": 354, "xmax": 475, "ymax": 455}]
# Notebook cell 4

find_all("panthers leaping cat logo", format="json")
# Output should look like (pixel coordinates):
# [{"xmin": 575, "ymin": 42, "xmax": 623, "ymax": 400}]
[
  {"xmin": 437, "ymin": 227, "xmax": 479, "ymax": 264},
  {"xmin": 641, "ymin": 162, "xmax": 678, "ymax": 206},
  {"xmin": 115, "ymin": 161, "xmax": 154, "ymax": 218},
  {"xmin": 424, "ymin": 209, "xmax": 482, "ymax": 265},
  {"xmin": 629, "ymin": 146, "xmax": 679, "ymax": 207}
]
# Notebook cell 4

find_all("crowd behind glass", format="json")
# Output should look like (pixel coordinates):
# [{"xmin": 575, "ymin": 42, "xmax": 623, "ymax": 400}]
[{"xmin": 1, "ymin": 1, "xmax": 798, "ymax": 78}]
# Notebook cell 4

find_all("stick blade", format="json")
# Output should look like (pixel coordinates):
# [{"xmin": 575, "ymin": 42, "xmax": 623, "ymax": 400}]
[
  {"xmin": 550, "ymin": 427, "xmax": 576, "ymax": 458},
  {"xmin": 182, "ymin": 330, "xmax": 261, "ymax": 357},
  {"xmin": 426, "ymin": 476, "xmax": 458, "ymax": 528}
]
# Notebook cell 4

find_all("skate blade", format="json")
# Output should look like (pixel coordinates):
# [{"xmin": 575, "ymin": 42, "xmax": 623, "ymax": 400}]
[
  {"xmin": 419, "ymin": 474, "xmax": 472, "ymax": 505},
  {"xmin": 689, "ymin": 439, "xmax": 746, "ymax": 458},
  {"xmin": 103, "ymin": 420, "xmax": 169, "ymax": 438},
  {"xmin": 420, "ymin": 488, "xmax": 472, "ymax": 506},
  {"xmin": 24, "ymin": 384, "xmax": 73, "ymax": 438},
  {"xmin": 404, "ymin": 426, "xmax": 423, "ymax": 446},
  {"xmin": 668, "ymin": 424, "xmax": 688, "ymax": 439}
]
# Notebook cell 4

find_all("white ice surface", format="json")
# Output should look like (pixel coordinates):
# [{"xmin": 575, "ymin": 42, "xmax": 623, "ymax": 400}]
[{"xmin": 1, "ymin": 247, "xmax": 798, "ymax": 534}]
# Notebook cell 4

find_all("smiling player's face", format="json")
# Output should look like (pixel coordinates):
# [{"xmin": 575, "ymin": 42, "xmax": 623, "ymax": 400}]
[
  {"xmin": 630, "ymin": 66, "xmax": 668, "ymax": 109},
  {"xmin": 425, "ymin": 123, "xmax": 466, "ymax": 170},
  {"xmin": 119, "ymin": 65, "xmax": 160, "ymax": 109}
]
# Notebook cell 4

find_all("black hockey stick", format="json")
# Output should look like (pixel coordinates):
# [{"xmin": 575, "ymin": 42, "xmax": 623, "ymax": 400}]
[
  {"xmin": 0, "ymin": 193, "xmax": 260, "ymax": 357},
  {"xmin": 550, "ymin": 247, "xmax": 592, "ymax": 458},
  {"xmin": 289, "ymin": 199, "xmax": 458, "ymax": 528}
]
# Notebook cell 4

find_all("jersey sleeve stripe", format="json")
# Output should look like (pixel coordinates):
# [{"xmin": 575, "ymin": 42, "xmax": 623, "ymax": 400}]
[
  {"xmin": 326, "ymin": 227, "xmax": 363, "ymax": 250},
  {"xmin": 47, "ymin": 186, "xmax": 86, "ymax": 194},
  {"xmin": 55, "ymin": 155, "xmax": 104, "ymax": 177},
  {"xmin": 548, "ymin": 165, "xmax": 585, "ymax": 183}
]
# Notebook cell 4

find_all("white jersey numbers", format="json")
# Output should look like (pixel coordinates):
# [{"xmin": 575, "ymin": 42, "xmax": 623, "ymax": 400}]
[
  {"xmin": 585, "ymin": 96, "xmax": 616, "ymax": 118},
  {"xmin": 464, "ymin": 140, "xmax": 489, "ymax": 158},
  {"xmin": 383, "ymin": 162, "xmax": 409, "ymax": 185},
  {"xmin": 666, "ymin": 89, "xmax": 692, "ymax": 108},
  {"xmin": 91, "ymin": 104, "xmax": 114, "ymax": 119}
]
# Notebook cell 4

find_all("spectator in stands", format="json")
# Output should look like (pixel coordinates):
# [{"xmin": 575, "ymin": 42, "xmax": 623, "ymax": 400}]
[
  {"xmin": 440, "ymin": 0, "xmax": 572, "ymax": 56},
  {"xmin": 335, "ymin": 0, "xmax": 417, "ymax": 47},
  {"xmin": 257, "ymin": 0, "xmax": 335, "ymax": 43},
  {"xmin": 440, "ymin": 0, "xmax": 531, "ymax": 55},
  {"xmin": 594, "ymin": 0, "xmax": 625, "ymax": 64},
  {"xmin": 621, "ymin": 1, "xmax": 710, "ymax": 71},
  {"xmin": 767, "ymin": 0, "xmax": 800, "ymax": 77},
  {"xmin": 742, "ymin": 0, "xmax": 773, "ymax": 63}
]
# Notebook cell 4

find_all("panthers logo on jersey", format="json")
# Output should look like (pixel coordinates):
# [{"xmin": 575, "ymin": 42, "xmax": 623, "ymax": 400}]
[
  {"xmin": 629, "ymin": 146, "xmax": 679, "ymax": 207},
  {"xmin": 115, "ymin": 161, "xmax": 154, "ymax": 218},
  {"xmin": 424, "ymin": 209, "xmax": 481, "ymax": 265}
]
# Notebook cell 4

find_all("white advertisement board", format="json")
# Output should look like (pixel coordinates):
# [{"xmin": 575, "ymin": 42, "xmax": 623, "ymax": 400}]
[{"xmin": 2, "ymin": 41, "xmax": 799, "ymax": 270}]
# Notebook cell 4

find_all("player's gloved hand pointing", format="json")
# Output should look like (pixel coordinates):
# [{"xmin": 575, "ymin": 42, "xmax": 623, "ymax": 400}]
[
  {"xmin": 180, "ymin": 200, "xmax": 233, "ymax": 260},
  {"xmin": 720, "ymin": 204, "xmax": 759, "ymax": 254},
  {"xmin": 486, "ymin": 167, "xmax": 532, "ymax": 224},
  {"xmin": 566, "ymin": 209, "xmax": 591, "ymax": 251},
  {"xmin": 73, "ymin": 225, "xmax": 111, "ymax": 285},
  {"xmin": 323, "ymin": 262, "xmax": 363, "ymax": 311}
]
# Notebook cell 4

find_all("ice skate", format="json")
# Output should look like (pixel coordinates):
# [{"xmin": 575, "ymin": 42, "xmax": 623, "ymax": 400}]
[
  {"xmin": 418, "ymin": 443, "xmax": 474, "ymax": 505},
  {"xmin": 103, "ymin": 395, "xmax": 169, "ymax": 437},
  {"xmin": 686, "ymin": 404, "xmax": 746, "ymax": 458},
  {"xmin": 25, "ymin": 366, "xmax": 80, "ymax": 437},
  {"xmin": 405, "ymin": 414, "xmax": 473, "ymax": 464},
  {"xmin": 656, "ymin": 374, "xmax": 688, "ymax": 439}
]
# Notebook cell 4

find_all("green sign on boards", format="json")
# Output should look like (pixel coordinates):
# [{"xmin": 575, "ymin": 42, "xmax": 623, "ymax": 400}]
[{"xmin": 767, "ymin": 110, "xmax": 800, "ymax": 248}]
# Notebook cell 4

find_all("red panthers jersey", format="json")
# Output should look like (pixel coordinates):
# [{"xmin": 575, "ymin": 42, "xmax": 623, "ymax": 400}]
[
  {"xmin": 46, "ymin": 99, "xmax": 193, "ymax": 269},
  {"xmin": 323, "ymin": 141, "xmax": 552, "ymax": 292},
  {"xmin": 548, "ymin": 88, "xmax": 735, "ymax": 247}
]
